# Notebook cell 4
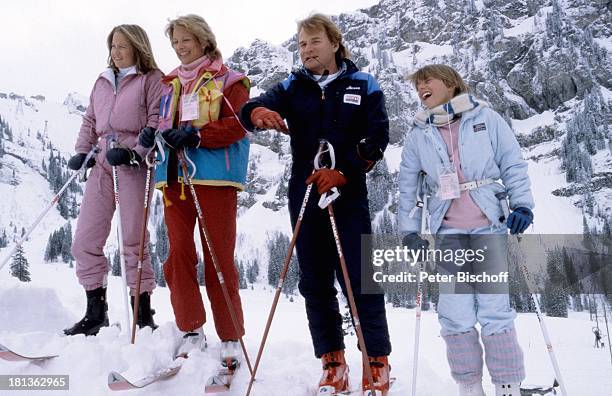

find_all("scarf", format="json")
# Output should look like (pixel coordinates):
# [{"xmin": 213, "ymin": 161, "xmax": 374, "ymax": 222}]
[
  {"xmin": 176, "ymin": 55, "xmax": 224, "ymax": 91},
  {"xmin": 414, "ymin": 93, "xmax": 488, "ymax": 127}
]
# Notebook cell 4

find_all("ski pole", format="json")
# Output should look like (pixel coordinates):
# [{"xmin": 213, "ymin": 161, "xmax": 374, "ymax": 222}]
[
  {"xmin": 0, "ymin": 146, "xmax": 98, "ymax": 273},
  {"xmin": 599, "ymin": 294, "xmax": 612, "ymax": 367},
  {"xmin": 176, "ymin": 148, "xmax": 253, "ymax": 376},
  {"xmin": 131, "ymin": 144, "xmax": 159, "ymax": 344},
  {"xmin": 412, "ymin": 171, "xmax": 430, "ymax": 396},
  {"xmin": 314, "ymin": 139, "xmax": 376, "ymax": 394},
  {"xmin": 327, "ymin": 202, "xmax": 376, "ymax": 394},
  {"xmin": 245, "ymin": 174, "xmax": 315, "ymax": 396},
  {"xmin": 110, "ymin": 139, "xmax": 132, "ymax": 337},
  {"xmin": 496, "ymin": 192, "xmax": 568, "ymax": 396}
]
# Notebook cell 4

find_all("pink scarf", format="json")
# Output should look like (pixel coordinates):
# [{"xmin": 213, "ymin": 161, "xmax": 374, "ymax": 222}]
[{"xmin": 176, "ymin": 56, "xmax": 224, "ymax": 92}]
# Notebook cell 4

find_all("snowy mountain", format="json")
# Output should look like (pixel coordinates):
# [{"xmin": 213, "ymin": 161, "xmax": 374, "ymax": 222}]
[
  {"xmin": 0, "ymin": 0, "xmax": 611, "ymax": 394},
  {"xmin": 226, "ymin": 0, "xmax": 612, "ymax": 236}
]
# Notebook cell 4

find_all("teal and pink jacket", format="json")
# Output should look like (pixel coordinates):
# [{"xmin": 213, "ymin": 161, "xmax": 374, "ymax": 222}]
[{"xmin": 154, "ymin": 62, "xmax": 250, "ymax": 193}]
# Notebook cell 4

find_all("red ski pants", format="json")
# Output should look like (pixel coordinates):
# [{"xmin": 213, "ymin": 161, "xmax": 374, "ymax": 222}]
[{"xmin": 163, "ymin": 183, "xmax": 245, "ymax": 340}]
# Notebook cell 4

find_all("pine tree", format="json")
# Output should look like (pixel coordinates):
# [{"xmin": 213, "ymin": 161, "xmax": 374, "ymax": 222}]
[
  {"xmin": 0, "ymin": 229, "xmax": 8, "ymax": 248},
  {"xmin": 267, "ymin": 232, "xmax": 298, "ymax": 294},
  {"xmin": 562, "ymin": 247, "xmax": 582, "ymax": 311},
  {"xmin": 155, "ymin": 222, "xmax": 170, "ymax": 263},
  {"xmin": 155, "ymin": 257, "xmax": 167, "ymax": 287},
  {"xmin": 149, "ymin": 243, "xmax": 166, "ymax": 287},
  {"xmin": 238, "ymin": 261, "xmax": 247, "ymax": 289},
  {"xmin": 10, "ymin": 245, "xmax": 31, "ymax": 282},
  {"xmin": 112, "ymin": 249, "xmax": 121, "ymax": 276},
  {"xmin": 61, "ymin": 223, "xmax": 73, "ymax": 263},
  {"xmin": 247, "ymin": 259, "xmax": 260, "ymax": 284},
  {"xmin": 197, "ymin": 256, "xmax": 205, "ymax": 286},
  {"xmin": 543, "ymin": 248, "xmax": 569, "ymax": 317},
  {"xmin": 44, "ymin": 233, "xmax": 56, "ymax": 262}
]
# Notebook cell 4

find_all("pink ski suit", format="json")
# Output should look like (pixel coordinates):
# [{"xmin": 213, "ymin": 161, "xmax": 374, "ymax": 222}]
[{"xmin": 72, "ymin": 68, "xmax": 163, "ymax": 294}]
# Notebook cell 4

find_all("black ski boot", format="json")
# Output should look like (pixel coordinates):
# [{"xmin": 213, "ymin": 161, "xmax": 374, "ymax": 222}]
[
  {"xmin": 131, "ymin": 292, "xmax": 158, "ymax": 330},
  {"xmin": 64, "ymin": 287, "xmax": 109, "ymax": 336}
]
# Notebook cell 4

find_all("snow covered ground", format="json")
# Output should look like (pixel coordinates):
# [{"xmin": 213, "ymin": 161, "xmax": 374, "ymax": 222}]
[{"xmin": 0, "ymin": 262, "xmax": 610, "ymax": 396}]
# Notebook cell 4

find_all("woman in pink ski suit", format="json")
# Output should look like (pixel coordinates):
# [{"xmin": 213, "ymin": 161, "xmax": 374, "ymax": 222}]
[{"xmin": 64, "ymin": 24, "xmax": 163, "ymax": 336}]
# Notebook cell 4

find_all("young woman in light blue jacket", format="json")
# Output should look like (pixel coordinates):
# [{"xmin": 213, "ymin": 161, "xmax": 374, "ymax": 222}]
[{"xmin": 398, "ymin": 64, "xmax": 534, "ymax": 396}]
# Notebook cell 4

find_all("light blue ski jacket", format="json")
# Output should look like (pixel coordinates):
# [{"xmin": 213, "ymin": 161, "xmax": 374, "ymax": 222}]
[{"xmin": 398, "ymin": 105, "xmax": 534, "ymax": 235}]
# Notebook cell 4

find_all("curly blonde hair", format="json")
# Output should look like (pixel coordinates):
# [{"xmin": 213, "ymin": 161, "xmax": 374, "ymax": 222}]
[{"xmin": 165, "ymin": 14, "xmax": 222, "ymax": 60}]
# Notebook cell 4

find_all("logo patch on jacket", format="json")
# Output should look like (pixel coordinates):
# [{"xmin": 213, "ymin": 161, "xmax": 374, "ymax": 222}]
[
  {"xmin": 346, "ymin": 85, "xmax": 361, "ymax": 91},
  {"xmin": 343, "ymin": 93, "xmax": 361, "ymax": 105},
  {"xmin": 473, "ymin": 123, "xmax": 487, "ymax": 132}
]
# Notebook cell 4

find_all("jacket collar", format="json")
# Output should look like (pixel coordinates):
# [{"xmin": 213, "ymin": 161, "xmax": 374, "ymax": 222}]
[
  {"xmin": 292, "ymin": 58, "xmax": 358, "ymax": 82},
  {"xmin": 100, "ymin": 67, "xmax": 138, "ymax": 92}
]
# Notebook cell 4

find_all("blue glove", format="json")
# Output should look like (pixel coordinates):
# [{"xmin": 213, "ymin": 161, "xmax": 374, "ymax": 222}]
[
  {"xmin": 402, "ymin": 233, "xmax": 430, "ymax": 250},
  {"xmin": 507, "ymin": 207, "xmax": 533, "ymax": 234}
]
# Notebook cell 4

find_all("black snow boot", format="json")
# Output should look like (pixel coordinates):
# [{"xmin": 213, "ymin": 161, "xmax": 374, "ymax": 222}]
[
  {"xmin": 131, "ymin": 292, "xmax": 158, "ymax": 330},
  {"xmin": 64, "ymin": 287, "xmax": 109, "ymax": 336}
]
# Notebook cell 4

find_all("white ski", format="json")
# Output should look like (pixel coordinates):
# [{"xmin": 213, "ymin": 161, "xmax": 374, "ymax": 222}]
[
  {"xmin": 204, "ymin": 358, "xmax": 239, "ymax": 393},
  {"xmin": 0, "ymin": 343, "xmax": 58, "ymax": 362},
  {"xmin": 520, "ymin": 380, "xmax": 559, "ymax": 395},
  {"xmin": 107, "ymin": 363, "xmax": 182, "ymax": 391}
]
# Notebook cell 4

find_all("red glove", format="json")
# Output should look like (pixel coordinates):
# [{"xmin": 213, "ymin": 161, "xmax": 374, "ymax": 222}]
[
  {"xmin": 305, "ymin": 169, "xmax": 347, "ymax": 194},
  {"xmin": 251, "ymin": 107, "xmax": 289, "ymax": 133}
]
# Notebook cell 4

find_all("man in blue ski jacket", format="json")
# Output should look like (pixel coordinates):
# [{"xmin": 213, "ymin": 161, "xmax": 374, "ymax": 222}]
[{"xmin": 239, "ymin": 13, "xmax": 392, "ymax": 395}]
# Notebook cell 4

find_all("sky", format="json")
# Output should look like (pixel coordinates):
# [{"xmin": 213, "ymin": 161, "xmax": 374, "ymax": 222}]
[{"xmin": 0, "ymin": 0, "xmax": 379, "ymax": 102}]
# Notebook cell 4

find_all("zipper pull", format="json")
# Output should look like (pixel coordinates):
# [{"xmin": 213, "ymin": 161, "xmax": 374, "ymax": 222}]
[{"xmin": 321, "ymin": 88, "xmax": 325, "ymax": 100}]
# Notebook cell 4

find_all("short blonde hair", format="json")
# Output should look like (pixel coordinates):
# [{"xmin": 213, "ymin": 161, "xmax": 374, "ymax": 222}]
[
  {"xmin": 297, "ymin": 13, "xmax": 350, "ymax": 61},
  {"xmin": 165, "ymin": 14, "xmax": 221, "ymax": 61},
  {"xmin": 107, "ymin": 24, "xmax": 159, "ymax": 74},
  {"xmin": 407, "ymin": 64, "xmax": 469, "ymax": 97}
]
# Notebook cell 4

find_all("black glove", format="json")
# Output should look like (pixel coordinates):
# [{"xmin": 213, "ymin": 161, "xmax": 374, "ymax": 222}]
[
  {"xmin": 106, "ymin": 147, "xmax": 141, "ymax": 166},
  {"xmin": 357, "ymin": 138, "xmax": 383, "ymax": 172},
  {"xmin": 67, "ymin": 153, "xmax": 96, "ymax": 171},
  {"xmin": 138, "ymin": 126, "xmax": 157, "ymax": 149},
  {"xmin": 402, "ymin": 233, "xmax": 430, "ymax": 250},
  {"xmin": 161, "ymin": 127, "xmax": 200, "ymax": 149}
]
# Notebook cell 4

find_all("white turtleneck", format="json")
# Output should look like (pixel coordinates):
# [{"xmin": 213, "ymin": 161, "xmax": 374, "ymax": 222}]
[{"xmin": 116, "ymin": 65, "xmax": 136, "ymax": 89}]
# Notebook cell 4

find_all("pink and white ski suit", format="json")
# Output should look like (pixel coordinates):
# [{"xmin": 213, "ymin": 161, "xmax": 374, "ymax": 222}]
[{"xmin": 72, "ymin": 68, "xmax": 163, "ymax": 294}]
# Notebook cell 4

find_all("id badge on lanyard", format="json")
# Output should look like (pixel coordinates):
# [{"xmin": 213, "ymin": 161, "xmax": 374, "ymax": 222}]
[
  {"xmin": 180, "ymin": 93, "xmax": 199, "ymax": 122},
  {"xmin": 437, "ymin": 162, "xmax": 460, "ymax": 200}
]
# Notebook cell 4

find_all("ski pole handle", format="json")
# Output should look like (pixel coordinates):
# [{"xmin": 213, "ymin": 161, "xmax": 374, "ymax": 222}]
[
  {"xmin": 495, "ymin": 192, "xmax": 510, "ymax": 223},
  {"xmin": 314, "ymin": 139, "xmax": 335, "ymax": 170}
]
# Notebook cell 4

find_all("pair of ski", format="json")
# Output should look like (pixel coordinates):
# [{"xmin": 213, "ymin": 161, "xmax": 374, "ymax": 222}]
[
  {"xmin": 0, "ymin": 343, "xmax": 560, "ymax": 395},
  {"xmin": 108, "ymin": 355, "xmax": 239, "ymax": 393},
  {"xmin": 0, "ymin": 343, "xmax": 235, "ymax": 393}
]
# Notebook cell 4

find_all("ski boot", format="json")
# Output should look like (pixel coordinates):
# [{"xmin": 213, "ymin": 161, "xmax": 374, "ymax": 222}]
[
  {"xmin": 362, "ymin": 356, "xmax": 390, "ymax": 396},
  {"xmin": 130, "ymin": 292, "xmax": 158, "ymax": 330},
  {"xmin": 317, "ymin": 350, "xmax": 349, "ymax": 395},
  {"xmin": 64, "ymin": 287, "xmax": 109, "ymax": 336},
  {"xmin": 495, "ymin": 383, "xmax": 521, "ymax": 396},
  {"xmin": 175, "ymin": 327, "xmax": 207, "ymax": 358},
  {"xmin": 459, "ymin": 381, "xmax": 486, "ymax": 396},
  {"xmin": 220, "ymin": 340, "xmax": 241, "ymax": 371}
]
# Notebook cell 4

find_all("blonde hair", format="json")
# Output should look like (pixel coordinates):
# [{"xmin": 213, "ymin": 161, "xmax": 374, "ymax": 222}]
[
  {"xmin": 407, "ymin": 64, "xmax": 469, "ymax": 97},
  {"xmin": 107, "ymin": 24, "xmax": 159, "ymax": 74},
  {"xmin": 297, "ymin": 13, "xmax": 350, "ymax": 61},
  {"xmin": 165, "ymin": 14, "xmax": 221, "ymax": 60}
]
